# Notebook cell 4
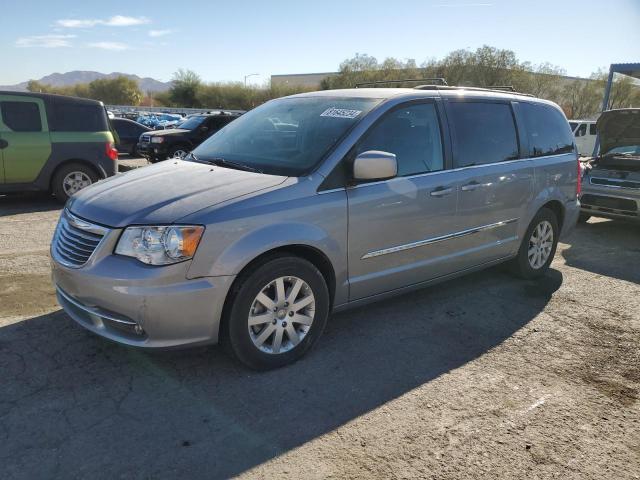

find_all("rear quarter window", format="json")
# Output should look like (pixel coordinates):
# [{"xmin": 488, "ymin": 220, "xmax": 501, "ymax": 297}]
[
  {"xmin": 521, "ymin": 103, "xmax": 574, "ymax": 157},
  {"xmin": 51, "ymin": 102, "xmax": 109, "ymax": 132},
  {"xmin": 449, "ymin": 102, "xmax": 519, "ymax": 167},
  {"xmin": 0, "ymin": 101, "xmax": 42, "ymax": 132}
]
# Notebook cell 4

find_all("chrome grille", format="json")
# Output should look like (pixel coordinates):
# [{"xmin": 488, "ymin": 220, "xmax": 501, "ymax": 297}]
[{"xmin": 52, "ymin": 210, "xmax": 108, "ymax": 268}]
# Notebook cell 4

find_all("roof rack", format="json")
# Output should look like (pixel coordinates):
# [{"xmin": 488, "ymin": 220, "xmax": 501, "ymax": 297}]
[
  {"xmin": 413, "ymin": 85, "xmax": 533, "ymax": 97},
  {"xmin": 355, "ymin": 78, "xmax": 448, "ymax": 88}
]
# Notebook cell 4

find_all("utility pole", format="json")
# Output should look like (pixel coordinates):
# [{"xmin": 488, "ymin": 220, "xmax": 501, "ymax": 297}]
[{"xmin": 244, "ymin": 73, "xmax": 259, "ymax": 87}]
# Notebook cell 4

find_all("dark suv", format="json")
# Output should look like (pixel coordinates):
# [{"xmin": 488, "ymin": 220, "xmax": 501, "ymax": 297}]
[{"xmin": 137, "ymin": 111, "xmax": 242, "ymax": 162}]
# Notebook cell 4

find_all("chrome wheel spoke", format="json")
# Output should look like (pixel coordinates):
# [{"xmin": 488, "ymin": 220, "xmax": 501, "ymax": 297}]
[
  {"xmin": 292, "ymin": 295, "xmax": 314, "ymax": 312},
  {"xmin": 285, "ymin": 323, "xmax": 300, "ymax": 346},
  {"xmin": 271, "ymin": 328, "xmax": 284, "ymax": 354},
  {"xmin": 256, "ymin": 292, "xmax": 276, "ymax": 311},
  {"xmin": 291, "ymin": 313, "xmax": 313, "ymax": 326},
  {"xmin": 254, "ymin": 323, "xmax": 276, "ymax": 347},
  {"xmin": 286, "ymin": 278, "xmax": 303, "ymax": 304},
  {"xmin": 248, "ymin": 312, "xmax": 273, "ymax": 327},
  {"xmin": 275, "ymin": 277, "xmax": 286, "ymax": 305}
]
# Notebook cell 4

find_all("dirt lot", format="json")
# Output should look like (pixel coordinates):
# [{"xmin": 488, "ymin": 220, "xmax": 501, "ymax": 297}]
[{"xmin": 0, "ymin": 186, "xmax": 638, "ymax": 479}]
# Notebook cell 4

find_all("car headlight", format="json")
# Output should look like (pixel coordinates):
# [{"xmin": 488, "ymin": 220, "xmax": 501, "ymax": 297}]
[
  {"xmin": 115, "ymin": 225, "xmax": 204, "ymax": 265},
  {"xmin": 151, "ymin": 137, "xmax": 164, "ymax": 144}
]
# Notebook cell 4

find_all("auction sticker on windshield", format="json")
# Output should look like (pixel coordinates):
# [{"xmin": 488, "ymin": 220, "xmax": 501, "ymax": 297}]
[{"xmin": 320, "ymin": 108, "xmax": 362, "ymax": 119}]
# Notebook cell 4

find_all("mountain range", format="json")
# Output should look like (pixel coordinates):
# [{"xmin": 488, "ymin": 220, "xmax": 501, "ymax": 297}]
[{"xmin": 0, "ymin": 71, "xmax": 171, "ymax": 93}]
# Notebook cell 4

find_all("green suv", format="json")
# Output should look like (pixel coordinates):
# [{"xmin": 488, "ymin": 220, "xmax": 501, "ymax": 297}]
[{"xmin": 0, "ymin": 91, "xmax": 118, "ymax": 202}]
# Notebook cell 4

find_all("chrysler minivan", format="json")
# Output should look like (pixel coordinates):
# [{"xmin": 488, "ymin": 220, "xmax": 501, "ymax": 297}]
[{"xmin": 51, "ymin": 87, "xmax": 580, "ymax": 369}]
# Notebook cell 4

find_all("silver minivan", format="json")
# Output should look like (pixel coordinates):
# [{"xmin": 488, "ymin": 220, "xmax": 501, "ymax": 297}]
[{"xmin": 51, "ymin": 87, "xmax": 580, "ymax": 369}]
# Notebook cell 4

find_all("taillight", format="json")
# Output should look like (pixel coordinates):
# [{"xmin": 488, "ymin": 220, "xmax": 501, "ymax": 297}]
[
  {"xmin": 106, "ymin": 142, "xmax": 118, "ymax": 161},
  {"xmin": 576, "ymin": 158, "xmax": 582, "ymax": 196}
]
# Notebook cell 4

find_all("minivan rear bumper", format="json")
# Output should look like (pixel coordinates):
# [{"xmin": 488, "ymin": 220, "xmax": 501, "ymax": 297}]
[{"xmin": 51, "ymin": 256, "xmax": 235, "ymax": 348}]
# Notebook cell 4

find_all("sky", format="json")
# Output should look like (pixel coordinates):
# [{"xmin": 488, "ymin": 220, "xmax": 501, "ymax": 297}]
[{"xmin": 1, "ymin": 0, "xmax": 639, "ymax": 86}]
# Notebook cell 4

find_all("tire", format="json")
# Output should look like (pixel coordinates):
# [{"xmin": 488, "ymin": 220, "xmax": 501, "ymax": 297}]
[
  {"xmin": 510, "ymin": 208, "xmax": 559, "ymax": 279},
  {"xmin": 51, "ymin": 163, "xmax": 99, "ymax": 203},
  {"xmin": 578, "ymin": 213, "xmax": 591, "ymax": 223},
  {"xmin": 168, "ymin": 145, "xmax": 190, "ymax": 160},
  {"xmin": 224, "ymin": 254, "xmax": 330, "ymax": 370}
]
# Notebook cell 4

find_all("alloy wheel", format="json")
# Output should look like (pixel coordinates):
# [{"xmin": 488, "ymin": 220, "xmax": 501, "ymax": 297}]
[
  {"xmin": 62, "ymin": 171, "xmax": 92, "ymax": 196},
  {"xmin": 248, "ymin": 276, "xmax": 315, "ymax": 354},
  {"xmin": 528, "ymin": 220, "xmax": 554, "ymax": 269}
]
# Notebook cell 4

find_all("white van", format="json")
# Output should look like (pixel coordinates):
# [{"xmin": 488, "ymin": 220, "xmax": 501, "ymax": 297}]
[{"xmin": 569, "ymin": 120, "xmax": 597, "ymax": 156}]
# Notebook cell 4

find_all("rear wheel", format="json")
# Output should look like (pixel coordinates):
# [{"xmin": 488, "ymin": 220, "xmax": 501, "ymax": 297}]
[
  {"xmin": 511, "ymin": 208, "xmax": 559, "ymax": 279},
  {"xmin": 224, "ymin": 255, "xmax": 330, "ymax": 370},
  {"xmin": 52, "ymin": 163, "xmax": 99, "ymax": 203}
]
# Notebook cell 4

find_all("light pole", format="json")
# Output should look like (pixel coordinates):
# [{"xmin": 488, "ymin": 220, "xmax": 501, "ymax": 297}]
[{"xmin": 244, "ymin": 73, "xmax": 259, "ymax": 87}]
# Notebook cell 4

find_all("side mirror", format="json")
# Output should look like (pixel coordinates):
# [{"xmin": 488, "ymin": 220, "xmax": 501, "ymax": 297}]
[{"xmin": 353, "ymin": 150, "xmax": 397, "ymax": 181}]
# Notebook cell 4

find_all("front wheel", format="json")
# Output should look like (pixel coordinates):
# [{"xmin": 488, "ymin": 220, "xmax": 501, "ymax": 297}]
[
  {"xmin": 51, "ymin": 163, "xmax": 99, "ymax": 203},
  {"xmin": 224, "ymin": 255, "xmax": 330, "ymax": 370},
  {"xmin": 511, "ymin": 208, "xmax": 559, "ymax": 279},
  {"xmin": 168, "ymin": 145, "xmax": 190, "ymax": 160}
]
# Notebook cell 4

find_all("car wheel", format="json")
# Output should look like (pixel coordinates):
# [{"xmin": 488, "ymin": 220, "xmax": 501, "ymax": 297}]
[
  {"xmin": 578, "ymin": 213, "xmax": 591, "ymax": 223},
  {"xmin": 511, "ymin": 208, "xmax": 559, "ymax": 279},
  {"xmin": 168, "ymin": 145, "xmax": 190, "ymax": 159},
  {"xmin": 52, "ymin": 163, "xmax": 99, "ymax": 203},
  {"xmin": 224, "ymin": 255, "xmax": 330, "ymax": 370}
]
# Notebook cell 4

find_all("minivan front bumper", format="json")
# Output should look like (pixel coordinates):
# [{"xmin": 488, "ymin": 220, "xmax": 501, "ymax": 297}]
[{"xmin": 51, "ymin": 254, "xmax": 235, "ymax": 349}]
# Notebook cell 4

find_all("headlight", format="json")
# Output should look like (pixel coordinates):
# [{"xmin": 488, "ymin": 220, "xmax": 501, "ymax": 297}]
[
  {"xmin": 151, "ymin": 137, "xmax": 164, "ymax": 144},
  {"xmin": 115, "ymin": 225, "xmax": 204, "ymax": 265}
]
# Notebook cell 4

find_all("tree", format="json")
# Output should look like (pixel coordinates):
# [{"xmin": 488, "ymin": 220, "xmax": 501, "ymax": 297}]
[
  {"xmin": 169, "ymin": 69, "xmax": 202, "ymax": 108},
  {"xmin": 86, "ymin": 76, "xmax": 142, "ymax": 105}
]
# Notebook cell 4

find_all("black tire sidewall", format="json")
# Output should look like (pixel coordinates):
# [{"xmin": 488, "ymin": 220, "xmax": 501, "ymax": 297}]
[
  {"xmin": 515, "ymin": 208, "xmax": 559, "ymax": 279},
  {"xmin": 168, "ymin": 145, "xmax": 190, "ymax": 159},
  {"xmin": 52, "ymin": 163, "xmax": 99, "ymax": 203},
  {"xmin": 226, "ymin": 256, "xmax": 330, "ymax": 370}
]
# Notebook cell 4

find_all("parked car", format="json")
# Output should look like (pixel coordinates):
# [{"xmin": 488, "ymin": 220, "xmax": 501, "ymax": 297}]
[
  {"xmin": 0, "ymin": 91, "xmax": 117, "ymax": 202},
  {"xmin": 110, "ymin": 118, "xmax": 151, "ymax": 156},
  {"xmin": 136, "ymin": 111, "xmax": 241, "ymax": 162},
  {"xmin": 579, "ymin": 109, "xmax": 640, "ymax": 223},
  {"xmin": 51, "ymin": 87, "xmax": 579, "ymax": 369},
  {"xmin": 569, "ymin": 119, "xmax": 597, "ymax": 156}
]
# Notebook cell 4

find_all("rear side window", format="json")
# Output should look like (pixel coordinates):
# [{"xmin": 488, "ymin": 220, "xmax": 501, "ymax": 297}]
[
  {"xmin": 0, "ymin": 101, "xmax": 42, "ymax": 132},
  {"xmin": 589, "ymin": 123, "xmax": 597, "ymax": 135},
  {"xmin": 449, "ymin": 102, "xmax": 519, "ymax": 167},
  {"xmin": 51, "ymin": 102, "xmax": 109, "ymax": 132},
  {"xmin": 520, "ymin": 103, "xmax": 574, "ymax": 157},
  {"xmin": 576, "ymin": 124, "xmax": 586, "ymax": 137}
]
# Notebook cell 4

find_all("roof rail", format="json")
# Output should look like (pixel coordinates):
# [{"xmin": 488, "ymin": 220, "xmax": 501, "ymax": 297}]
[
  {"xmin": 413, "ymin": 85, "xmax": 533, "ymax": 97},
  {"xmin": 355, "ymin": 78, "xmax": 448, "ymax": 88}
]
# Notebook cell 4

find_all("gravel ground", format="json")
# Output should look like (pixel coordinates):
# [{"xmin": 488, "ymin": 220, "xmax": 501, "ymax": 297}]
[{"xmin": 0, "ymin": 178, "xmax": 638, "ymax": 479}]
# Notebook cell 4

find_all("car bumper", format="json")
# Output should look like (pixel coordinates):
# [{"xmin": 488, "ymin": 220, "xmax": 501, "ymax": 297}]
[
  {"xmin": 51, "ymin": 253, "xmax": 235, "ymax": 349},
  {"xmin": 136, "ymin": 142, "xmax": 168, "ymax": 159},
  {"xmin": 560, "ymin": 198, "xmax": 580, "ymax": 239},
  {"xmin": 580, "ymin": 184, "xmax": 640, "ymax": 222}
]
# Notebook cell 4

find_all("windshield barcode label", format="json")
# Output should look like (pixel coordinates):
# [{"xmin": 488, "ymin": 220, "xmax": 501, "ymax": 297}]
[{"xmin": 320, "ymin": 108, "xmax": 362, "ymax": 119}]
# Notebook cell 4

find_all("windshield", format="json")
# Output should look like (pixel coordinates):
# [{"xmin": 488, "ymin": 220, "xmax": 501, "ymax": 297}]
[
  {"xmin": 192, "ymin": 96, "xmax": 382, "ymax": 176},
  {"xmin": 178, "ymin": 116, "xmax": 206, "ymax": 130},
  {"xmin": 606, "ymin": 145, "xmax": 640, "ymax": 156}
]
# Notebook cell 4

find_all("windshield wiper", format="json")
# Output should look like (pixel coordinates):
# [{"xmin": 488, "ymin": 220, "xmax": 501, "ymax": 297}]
[{"xmin": 205, "ymin": 157, "xmax": 262, "ymax": 173}]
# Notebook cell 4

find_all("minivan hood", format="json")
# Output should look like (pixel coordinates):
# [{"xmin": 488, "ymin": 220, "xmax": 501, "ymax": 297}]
[
  {"xmin": 597, "ymin": 108, "xmax": 640, "ymax": 155},
  {"xmin": 67, "ymin": 160, "xmax": 287, "ymax": 227}
]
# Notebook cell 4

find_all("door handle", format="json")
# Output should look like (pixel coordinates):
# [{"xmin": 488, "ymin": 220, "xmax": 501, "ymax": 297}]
[
  {"xmin": 461, "ymin": 181, "xmax": 481, "ymax": 192},
  {"xmin": 430, "ymin": 186, "xmax": 453, "ymax": 197},
  {"xmin": 0, "ymin": 139, "xmax": 8, "ymax": 149}
]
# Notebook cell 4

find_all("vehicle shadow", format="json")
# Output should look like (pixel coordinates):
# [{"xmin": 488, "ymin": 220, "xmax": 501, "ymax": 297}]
[
  {"xmin": 561, "ymin": 218, "xmax": 640, "ymax": 284},
  {"xmin": 0, "ymin": 192, "xmax": 61, "ymax": 216},
  {"xmin": 0, "ymin": 267, "xmax": 562, "ymax": 479}
]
